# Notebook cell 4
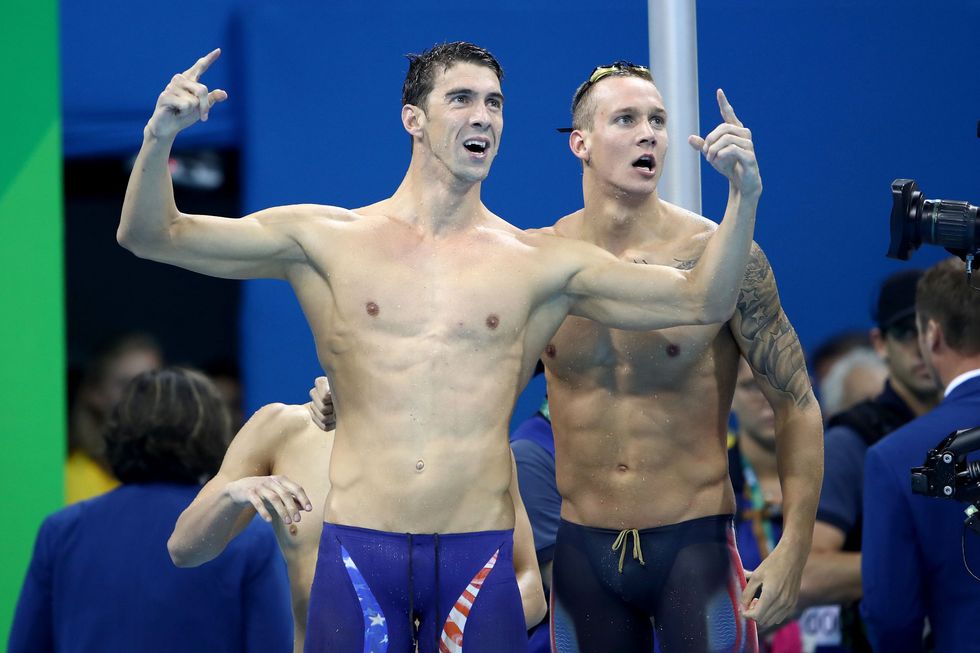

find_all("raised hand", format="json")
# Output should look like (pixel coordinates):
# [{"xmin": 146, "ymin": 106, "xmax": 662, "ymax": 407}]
[
  {"xmin": 688, "ymin": 89, "xmax": 761, "ymax": 198},
  {"xmin": 146, "ymin": 49, "xmax": 229, "ymax": 140},
  {"xmin": 308, "ymin": 376, "xmax": 336, "ymax": 432},
  {"xmin": 226, "ymin": 475, "xmax": 313, "ymax": 525}
]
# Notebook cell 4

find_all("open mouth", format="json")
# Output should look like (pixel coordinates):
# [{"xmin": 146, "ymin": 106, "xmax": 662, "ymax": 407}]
[
  {"xmin": 463, "ymin": 138, "xmax": 489, "ymax": 155},
  {"xmin": 632, "ymin": 154, "xmax": 655, "ymax": 172}
]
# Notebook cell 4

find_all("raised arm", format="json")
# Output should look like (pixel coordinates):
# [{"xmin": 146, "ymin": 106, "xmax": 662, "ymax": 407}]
[
  {"xmin": 566, "ymin": 89, "xmax": 761, "ymax": 330},
  {"xmin": 118, "ymin": 49, "xmax": 312, "ymax": 280},
  {"xmin": 168, "ymin": 403, "xmax": 313, "ymax": 567},
  {"xmin": 510, "ymin": 453, "xmax": 547, "ymax": 629},
  {"xmin": 730, "ymin": 246, "xmax": 824, "ymax": 627}
]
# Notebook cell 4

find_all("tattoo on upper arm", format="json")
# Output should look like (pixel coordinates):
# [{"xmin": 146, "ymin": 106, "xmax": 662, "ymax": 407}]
[{"xmin": 735, "ymin": 247, "xmax": 812, "ymax": 408}]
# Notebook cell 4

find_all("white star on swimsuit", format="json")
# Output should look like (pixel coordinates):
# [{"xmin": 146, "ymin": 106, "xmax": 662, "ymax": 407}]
[{"xmin": 369, "ymin": 613, "xmax": 386, "ymax": 627}]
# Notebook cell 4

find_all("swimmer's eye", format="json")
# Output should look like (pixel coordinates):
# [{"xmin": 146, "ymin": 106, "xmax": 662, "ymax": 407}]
[
  {"xmin": 651, "ymin": 115, "xmax": 666, "ymax": 126},
  {"xmin": 614, "ymin": 114, "xmax": 634, "ymax": 125},
  {"xmin": 487, "ymin": 98, "xmax": 502, "ymax": 110}
]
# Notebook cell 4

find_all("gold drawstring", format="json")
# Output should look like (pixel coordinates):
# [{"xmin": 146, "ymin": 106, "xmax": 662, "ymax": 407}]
[{"xmin": 611, "ymin": 528, "xmax": 646, "ymax": 573}]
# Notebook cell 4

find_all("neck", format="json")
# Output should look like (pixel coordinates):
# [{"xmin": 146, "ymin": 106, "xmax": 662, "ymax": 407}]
[
  {"xmin": 579, "ymin": 176, "xmax": 670, "ymax": 254},
  {"xmin": 889, "ymin": 377, "xmax": 942, "ymax": 416},
  {"xmin": 938, "ymin": 358, "xmax": 980, "ymax": 392},
  {"xmin": 739, "ymin": 429, "xmax": 779, "ymax": 480},
  {"xmin": 390, "ymin": 153, "xmax": 486, "ymax": 235}
]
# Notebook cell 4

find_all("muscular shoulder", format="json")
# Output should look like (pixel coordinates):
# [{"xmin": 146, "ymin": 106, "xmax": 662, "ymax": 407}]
[{"xmin": 231, "ymin": 403, "xmax": 316, "ymax": 463}]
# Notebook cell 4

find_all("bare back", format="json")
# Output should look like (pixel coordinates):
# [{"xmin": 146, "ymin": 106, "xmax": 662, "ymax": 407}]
[{"xmin": 545, "ymin": 204, "xmax": 755, "ymax": 529}]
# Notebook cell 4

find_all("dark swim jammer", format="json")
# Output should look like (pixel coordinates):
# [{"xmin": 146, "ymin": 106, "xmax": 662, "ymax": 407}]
[
  {"xmin": 551, "ymin": 515, "xmax": 758, "ymax": 653},
  {"xmin": 304, "ymin": 523, "xmax": 528, "ymax": 653}
]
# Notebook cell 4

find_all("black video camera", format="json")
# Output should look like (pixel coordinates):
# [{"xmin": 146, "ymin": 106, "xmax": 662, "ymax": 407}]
[
  {"xmin": 911, "ymin": 427, "xmax": 980, "ymax": 534},
  {"xmin": 888, "ymin": 180, "xmax": 979, "ymax": 261}
]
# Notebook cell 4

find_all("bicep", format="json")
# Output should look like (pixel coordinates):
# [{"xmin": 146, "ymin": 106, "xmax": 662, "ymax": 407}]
[
  {"xmin": 163, "ymin": 206, "xmax": 312, "ymax": 280},
  {"xmin": 732, "ymin": 245, "xmax": 814, "ymax": 411}
]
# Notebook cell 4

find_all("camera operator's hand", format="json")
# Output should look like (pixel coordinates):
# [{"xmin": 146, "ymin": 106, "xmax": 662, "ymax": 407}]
[
  {"xmin": 741, "ymin": 539, "xmax": 806, "ymax": 628},
  {"xmin": 688, "ymin": 89, "xmax": 761, "ymax": 199},
  {"xmin": 146, "ymin": 49, "xmax": 228, "ymax": 141}
]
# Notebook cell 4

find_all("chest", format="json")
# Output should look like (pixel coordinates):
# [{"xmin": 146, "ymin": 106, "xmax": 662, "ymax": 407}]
[
  {"xmin": 547, "ymin": 316, "xmax": 727, "ymax": 378},
  {"xmin": 305, "ymin": 226, "xmax": 547, "ymax": 346}
]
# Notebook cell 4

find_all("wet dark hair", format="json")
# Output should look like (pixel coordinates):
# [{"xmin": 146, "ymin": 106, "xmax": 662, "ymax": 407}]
[
  {"xmin": 402, "ymin": 41, "xmax": 503, "ymax": 110},
  {"xmin": 571, "ymin": 62, "xmax": 655, "ymax": 131},
  {"xmin": 104, "ymin": 367, "xmax": 231, "ymax": 484},
  {"xmin": 917, "ymin": 257, "xmax": 980, "ymax": 355}
]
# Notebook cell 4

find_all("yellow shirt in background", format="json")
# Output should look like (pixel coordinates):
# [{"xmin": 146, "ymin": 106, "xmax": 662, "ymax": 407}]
[{"xmin": 65, "ymin": 450, "xmax": 120, "ymax": 504}]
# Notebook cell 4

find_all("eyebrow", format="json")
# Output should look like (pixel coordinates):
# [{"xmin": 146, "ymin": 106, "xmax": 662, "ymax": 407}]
[
  {"xmin": 612, "ymin": 105, "xmax": 666, "ymax": 116},
  {"xmin": 444, "ymin": 88, "xmax": 505, "ymax": 104}
]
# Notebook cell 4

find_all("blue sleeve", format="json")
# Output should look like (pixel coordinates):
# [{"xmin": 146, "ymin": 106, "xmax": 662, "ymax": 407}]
[
  {"xmin": 861, "ymin": 444, "xmax": 925, "ymax": 653},
  {"xmin": 511, "ymin": 439, "xmax": 561, "ymax": 563},
  {"xmin": 815, "ymin": 425, "xmax": 866, "ymax": 534},
  {"xmin": 8, "ymin": 518, "xmax": 55, "ymax": 653},
  {"xmin": 242, "ymin": 532, "xmax": 293, "ymax": 653}
]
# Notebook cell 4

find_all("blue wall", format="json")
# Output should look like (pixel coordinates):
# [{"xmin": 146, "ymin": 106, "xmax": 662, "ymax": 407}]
[{"xmin": 61, "ymin": 1, "xmax": 980, "ymax": 426}]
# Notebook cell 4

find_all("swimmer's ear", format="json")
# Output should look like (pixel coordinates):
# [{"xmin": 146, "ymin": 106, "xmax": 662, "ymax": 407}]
[
  {"xmin": 568, "ymin": 129, "xmax": 589, "ymax": 164},
  {"xmin": 402, "ymin": 104, "xmax": 425, "ymax": 138}
]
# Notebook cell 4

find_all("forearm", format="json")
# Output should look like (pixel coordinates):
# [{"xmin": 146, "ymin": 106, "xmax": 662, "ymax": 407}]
[
  {"xmin": 517, "ymin": 566, "xmax": 547, "ymax": 628},
  {"xmin": 118, "ymin": 130, "xmax": 182, "ymax": 254},
  {"xmin": 798, "ymin": 550, "xmax": 861, "ymax": 608},
  {"xmin": 168, "ymin": 486, "xmax": 253, "ymax": 567},
  {"xmin": 689, "ymin": 187, "xmax": 759, "ymax": 322},
  {"xmin": 774, "ymin": 402, "xmax": 823, "ymax": 554}
]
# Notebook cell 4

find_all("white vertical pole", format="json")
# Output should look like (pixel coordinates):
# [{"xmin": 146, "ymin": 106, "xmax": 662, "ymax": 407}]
[{"xmin": 648, "ymin": 0, "xmax": 701, "ymax": 214}]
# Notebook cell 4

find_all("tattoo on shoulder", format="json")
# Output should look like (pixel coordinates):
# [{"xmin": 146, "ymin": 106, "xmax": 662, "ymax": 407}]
[
  {"xmin": 735, "ymin": 247, "xmax": 812, "ymax": 408},
  {"xmin": 673, "ymin": 257, "xmax": 698, "ymax": 270}
]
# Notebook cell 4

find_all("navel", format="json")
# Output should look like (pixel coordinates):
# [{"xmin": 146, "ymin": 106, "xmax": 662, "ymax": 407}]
[
  {"xmin": 545, "ymin": 343, "xmax": 557, "ymax": 358},
  {"xmin": 415, "ymin": 459, "xmax": 425, "ymax": 473},
  {"xmin": 666, "ymin": 343, "xmax": 680, "ymax": 357}
]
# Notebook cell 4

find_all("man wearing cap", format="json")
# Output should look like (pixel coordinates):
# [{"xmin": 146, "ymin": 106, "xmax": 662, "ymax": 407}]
[{"xmin": 798, "ymin": 269, "xmax": 942, "ymax": 652}]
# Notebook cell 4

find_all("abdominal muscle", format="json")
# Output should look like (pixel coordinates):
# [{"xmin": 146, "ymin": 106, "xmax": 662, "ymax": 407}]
[
  {"xmin": 551, "ymin": 382, "xmax": 737, "ymax": 530},
  {"xmin": 322, "ymin": 390, "xmax": 518, "ymax": 534}
]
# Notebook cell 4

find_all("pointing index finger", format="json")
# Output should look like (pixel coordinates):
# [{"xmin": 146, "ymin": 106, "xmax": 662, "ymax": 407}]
[
  {"xmin": 717, "ymin": 88, "xmax": 743, "ymax": 128},
  {"xmin": 184, "ymin": 48, "xmax": 221, "ymax": 82}
]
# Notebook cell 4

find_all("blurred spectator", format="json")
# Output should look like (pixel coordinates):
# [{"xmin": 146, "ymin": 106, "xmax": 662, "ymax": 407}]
[
  {"xmin": 67, "ymin": 332, "xmax": 163, "ymax": 503},
  {"xmin": 11, "ymin": 368, "xmax": 292, "ymax": 653},
  {"xmin": 204, "ymin": 358, "xmax": 244, "ymax": 431},
  {"xmin": 810, "ymin": 330, "xmax": 872, "ymax": 391},
  {"xmin": 799, "ymin": 269, "xmax": 941, "ymax": 652},
  {"xmin": 862, "ymin": 258, "xmax": 980, "ymax": 652},
  {"xmin": 819, "ymin": 349, "xmax": 887, "ymax": 420}
]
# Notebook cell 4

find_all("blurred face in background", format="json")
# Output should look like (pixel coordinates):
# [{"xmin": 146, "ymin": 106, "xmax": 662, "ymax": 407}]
[{"xmin": 732, "ymin": 359, "xmax": 775, "ymax": 451}]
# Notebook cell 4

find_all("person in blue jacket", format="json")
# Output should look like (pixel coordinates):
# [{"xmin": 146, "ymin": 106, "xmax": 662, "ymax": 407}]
[
  {"xmin": 9, "ymin": 367, "xmax": 292, "ymax": 653},
  {"xmin": 862, "ymin": 257, "xmax": 980, "ymax": 653}
]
